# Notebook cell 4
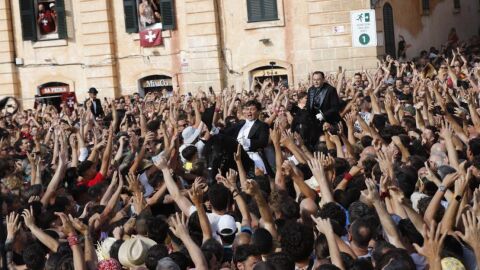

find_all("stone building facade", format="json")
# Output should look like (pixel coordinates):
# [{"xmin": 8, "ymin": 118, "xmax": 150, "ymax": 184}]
[{"xmin": 0, "ymin": 0, "xmax": 478, "ymax": 107}]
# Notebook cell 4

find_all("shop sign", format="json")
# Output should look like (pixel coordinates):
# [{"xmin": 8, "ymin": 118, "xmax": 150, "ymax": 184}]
[
  {"xmin": 142, "ymin": 79, "xmax": 172, "ymax": 88},
  {"xmin": 40, "ymin": 85, "xmax": 69, "ymax": 95}
]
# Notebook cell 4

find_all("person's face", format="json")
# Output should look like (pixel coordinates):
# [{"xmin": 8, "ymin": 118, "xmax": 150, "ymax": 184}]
[
  {"xmin": 422, "ymin": 129, "xmax": 435, "ymax": 145},
  {"xmin": 177, "ymin": 120, "xmax": 188, "ymax": 133},
  {"xmin": 38, "ymin": 4, "xmax": 44, "ymax": 11},
  {"xmin": 395, "ymin": 80, "xmax": 403, "ymax": 88},
  {"xmin": 237, "ymin": 256, "xmax": 260, "ymax": 270},
  {"xmin": 21, "ymin": 139, "xmax": 31, "ymax": 152},
  {"xmin": 402, "ymin": 86, "xmax": 411, "ymax": 95},
  {"xmin": 243, "ymin": 105, "xmax": 259, "ymax": 121},
  {"xmin": 89, "ymin": 93, "xmax": 96, "ymax": 99},
  {"xmin": 299, "ymin": 96, "xmax": 307, "ymax": 105},
  {"xmin": 354, "ymin": 75, "xmax": 361, "ymax": 83},
  {"xmin": 312, "ymin": 73, "xmax": 324, "ymax": 88}
]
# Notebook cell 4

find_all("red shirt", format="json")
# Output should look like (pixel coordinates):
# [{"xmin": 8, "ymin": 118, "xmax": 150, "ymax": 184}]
[
  {"xmin": 38, "ymin": 11, "xmax": 55, "ymax": 34},
  {"xmin": 77, "ymin": 172, "xmax": 104, "ymax": 187}
]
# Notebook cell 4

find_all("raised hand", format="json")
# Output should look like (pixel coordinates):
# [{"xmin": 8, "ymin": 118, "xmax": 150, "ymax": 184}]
[
  {"xmin": 242, "ymin": 179, "xmax": 259, "ymax": 196},
  {"xmin": 126, "ymin": 172, "xmax": 141, "ymax": 194},
  {"xmin": 21, "ymin": 206, "xmax": 36, "ymax": 229},
  {"xmin": 153, "ymin": 155, "xmax": 168, "ymax": 170},
  {"xmin": 169, "ymin": 213, "xmax": 190, "ymax": 240},
  {"xmin": 188, "ymin": 182, "xmax": 204, "ymax": 206},
  {"xmin": 6, "ymin": 212, "xmax": 21, "ymax": 240},
  {"xmin": 55, "ymin": 212, "xmax": 76, "ymax": 236},
  {"xmin": 413, "ymin": 221, "xmax": 446, "ymax": 264},
  {"xmin": 361, "ymin": 178, "xmax": 380, "ymax": 204},
  {"xmin": 453, "ymin": 173, "xmax": 469, "ymax": 197},
  {"xmin": 233, "ymin": 144, "xmax": 242, "ymax": 163},
  {"xmin": 455, "ymin": 210, "xmax": 480, "ymax": 250},
  {"xmin": 311, "ymin": 216, "xmax": 334, "ymax": 235},
  {"xmin": 69, "ymin": 215, "xmax": 89, "ymax": 236},
  {"xmin": 307, "ymin": 152, "xmax": 326, "ymax": 178}
]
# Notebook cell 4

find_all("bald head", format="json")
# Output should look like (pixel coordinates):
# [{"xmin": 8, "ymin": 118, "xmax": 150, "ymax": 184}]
[{"xmin": 430, "ymin": 143, "xmax": 446, "ymax": 155}]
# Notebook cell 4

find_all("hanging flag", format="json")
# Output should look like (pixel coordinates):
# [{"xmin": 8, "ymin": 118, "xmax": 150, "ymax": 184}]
[
  {"xmin": 61, "ymin": 92, "xmax": 77, "ymax": 111},
  {"xmin": 140, "ymin": 28, "xmax": 163, "ymax": 47}
]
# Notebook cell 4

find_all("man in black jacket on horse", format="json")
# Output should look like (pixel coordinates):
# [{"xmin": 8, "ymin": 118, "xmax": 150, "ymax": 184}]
[
  {"xmin": 306, "ymin": 71, "xmax": 341, "ymax": 147},
  {"xmin": 222, "ymin": 100, "xmax": 272, "ymax": 178}
]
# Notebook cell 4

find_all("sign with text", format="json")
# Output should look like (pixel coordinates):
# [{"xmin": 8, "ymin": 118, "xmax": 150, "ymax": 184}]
[
  {"xmin": 142, "ymin": 78, "xmax": 172, "ymax": 88},
  {"xmin": 40, "ymin": 85, "xmax": 69, "ymax": 95},
  {"xmin": 350, "ymin": 9, "xmax": 377, "ymax": 47}
]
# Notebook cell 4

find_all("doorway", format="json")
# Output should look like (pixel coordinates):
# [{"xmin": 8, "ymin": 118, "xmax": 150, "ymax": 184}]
[
  {"xmin": 250, "ymin": 65, "xmax": 288, "ymax": 91},
  {"xmin": 35, "ymin": 82, "xmax": 71, "ymax": 111},
  {"xmin": 383, "ymin": 3, "xmax": 396, "ymax": 58},
  {"xmin": 138, "ymin": 75, "xmax": 173, "ymax": 96}
]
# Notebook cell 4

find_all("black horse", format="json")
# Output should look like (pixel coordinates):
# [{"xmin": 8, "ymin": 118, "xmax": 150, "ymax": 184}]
[{"xmin": 202, "ymin": 133, "xmax": 254, "ymax": 184}]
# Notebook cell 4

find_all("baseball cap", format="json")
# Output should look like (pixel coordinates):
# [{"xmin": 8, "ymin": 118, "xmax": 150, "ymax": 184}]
[{"xmin": 217, "ymin": 214, "xmax": 237, "ymax": 236}]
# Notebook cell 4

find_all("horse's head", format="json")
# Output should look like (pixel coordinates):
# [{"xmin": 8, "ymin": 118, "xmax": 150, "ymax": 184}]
[{"xmin": 203, "ymin": 134, "xmax": 233, "ymax": 183}]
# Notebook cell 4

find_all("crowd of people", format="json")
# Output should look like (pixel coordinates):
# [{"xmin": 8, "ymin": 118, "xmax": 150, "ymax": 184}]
[{"xmin": 0, "ymin": 32, "xmax": 480, "ymax": 270}]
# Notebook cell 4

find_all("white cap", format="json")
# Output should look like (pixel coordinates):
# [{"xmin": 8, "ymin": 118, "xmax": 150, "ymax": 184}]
[{"xmin": 217, "ymin": 214, "xmax": 237, "ymax": 236}]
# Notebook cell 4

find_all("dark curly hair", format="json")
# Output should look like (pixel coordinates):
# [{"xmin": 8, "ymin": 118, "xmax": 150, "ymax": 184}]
[
  {"xmin": 266, "ymin": 252, "xmax": 295, "ymax": 270},
  {"xmin": 23, "ymin": 243, "xmax": 47, "ymax": 270},
  {"xmin": 279, "ymin": 221, "xmax": 314, "ymax": 263}
]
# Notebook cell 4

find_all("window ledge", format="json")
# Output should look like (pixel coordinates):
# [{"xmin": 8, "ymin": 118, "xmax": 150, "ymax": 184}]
[
  {"xmin": 132, "ymin": 30, "xmax": 171, "ymax": 41},
  {"xmin": 245, "ymin": 19, "xmax": 284, "ymax": 30},
  {"xmin": 32, "ymin": 39, "xmax": 68, "ymax": 48}
]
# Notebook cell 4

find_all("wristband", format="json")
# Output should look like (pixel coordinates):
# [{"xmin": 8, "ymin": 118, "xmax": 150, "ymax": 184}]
[
  {"xmin": 455, "ymin": 195, "xmax": 462, "ymax": 202},
  {"xmin": 344, "ymin": 173, "xmax": 353, "ymax": 181},
  {"xmin": 67, "ymin": 235, "xmax": 79, "ymax": 246}
]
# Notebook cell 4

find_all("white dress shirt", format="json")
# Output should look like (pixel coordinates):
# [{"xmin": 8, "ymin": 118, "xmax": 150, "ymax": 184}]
[{"xmin": 237, "ymin": 120, "xmax": 267, "ymax": 174}]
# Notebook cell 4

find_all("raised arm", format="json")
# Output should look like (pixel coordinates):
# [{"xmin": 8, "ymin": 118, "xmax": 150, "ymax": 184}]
[
  {"xmin": 312, "ymin": 217, "xmax": 345, "ymax": 270},
  {"xmin": 153, "ymin": 156, "xmax": 193, "ymax": 215},
  {"xmin": 41, "ymin": 132, "xmax": 68, "ymax": 207},
  {"xmin": 362, "ymin": 178, "xmax": 405, "ymax": 249},
  {"xmin": 56, "ymin": 213, "xmax": 87, "ymax": 270},
  {"xmin": 243, "ymin": 179, "xmax": 277, "ymax": 239},
  {"xmin": 188, "ymin": 180, "xmax": 212, "ymax": 243},
  {"xmin": 99, "ymin": 125, "xmax": 114, "ymax": 177},
  {"xmin": 169, "ymin": 213, "xmax": 208, "ymax": 270},
  {"xmin": 22, "ymin": 206, "xmax": 59, "ymax": 252},
  {"xmin": 308, "ymin": 153, "xmax": 334, "ymax": 204}
]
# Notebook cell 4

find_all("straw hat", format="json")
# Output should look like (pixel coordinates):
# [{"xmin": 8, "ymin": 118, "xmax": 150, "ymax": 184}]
[{"xmin": 118, "ymin": 235, "xmax": 157, "ymax": 268}]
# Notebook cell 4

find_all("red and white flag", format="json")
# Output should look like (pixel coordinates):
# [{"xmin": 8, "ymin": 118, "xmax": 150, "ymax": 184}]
[
  {"xmin": 61, "ymin": 92, "xmax": 77, "ymax": 110},
  {"xmin": 140, "ymin": 29, "xmax": 163, "ymax": 47}
]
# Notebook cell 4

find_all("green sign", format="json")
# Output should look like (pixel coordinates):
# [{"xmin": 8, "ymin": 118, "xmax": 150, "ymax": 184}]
[{"xmin": 359, "ymin": 34, "xmax": 370, "ymax": 45}]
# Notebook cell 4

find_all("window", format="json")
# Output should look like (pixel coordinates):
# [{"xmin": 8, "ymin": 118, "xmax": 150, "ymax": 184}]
[
  {"xmin": 123, "ymin": 0, "xmax": 175, "ymax": 33},
  {"xmin": 422, "ymin": 0, "xmax": 430, "ymax": 14},
  {"xmin": 454, "ymin": 0, "xmax": 461, "ymax": 9},
  {"xmin": 20, "ymin": 0, "xmax": 67, "ymax": 41},
  {"xmin": 247, "ymin": 0, "xmax": 278, "ymax": 22}
]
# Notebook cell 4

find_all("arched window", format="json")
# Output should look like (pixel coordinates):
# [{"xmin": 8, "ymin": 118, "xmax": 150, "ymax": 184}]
[{"xmin": 383, "ymin": 3, "xmax": 396, "ymax": 57}]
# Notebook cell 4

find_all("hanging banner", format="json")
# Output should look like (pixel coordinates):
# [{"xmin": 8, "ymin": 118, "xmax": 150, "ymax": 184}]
[{"xmin": 140, "ymin": 28, "xmax": 163, "ymax": 47}]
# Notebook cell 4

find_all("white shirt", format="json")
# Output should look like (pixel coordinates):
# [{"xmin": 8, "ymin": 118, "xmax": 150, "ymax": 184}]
[
  {"xmin": 188, "ymin": 205, "xmax": 222, "ymax": 241},
  {"xmin": 236, "ymin": 120, "xmax": 267, "ymax": 174}
]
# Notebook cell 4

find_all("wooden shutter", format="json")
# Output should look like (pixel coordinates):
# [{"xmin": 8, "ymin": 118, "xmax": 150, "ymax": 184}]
[
  {"xmin": 263, "ymin": 0, "xmax": 278, "ymax": 20},
  {"xmin": 123, "ymin": 0, "xmax": 139, "ymax": 33},
  {"xmin": 247, "ymin": 0, "xmax": 262, "ymax": 22},
  {"xmin": 160, "ymin": 0, "xmax": 175, "ymax": 30},
  {"xmin": 247, "ymin": 0, "xmax": 278, "ymax": 22},
  {"xmin": 19, "ymin": 0, "xmax": 37, "ymax": 41},
  {"xmin": 55, "ymin": 0, "xmax": 68, "ymax": 39},
  {"xmin": 383, "ymin": 3, "xmax": 396, "ymax": 58}
]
